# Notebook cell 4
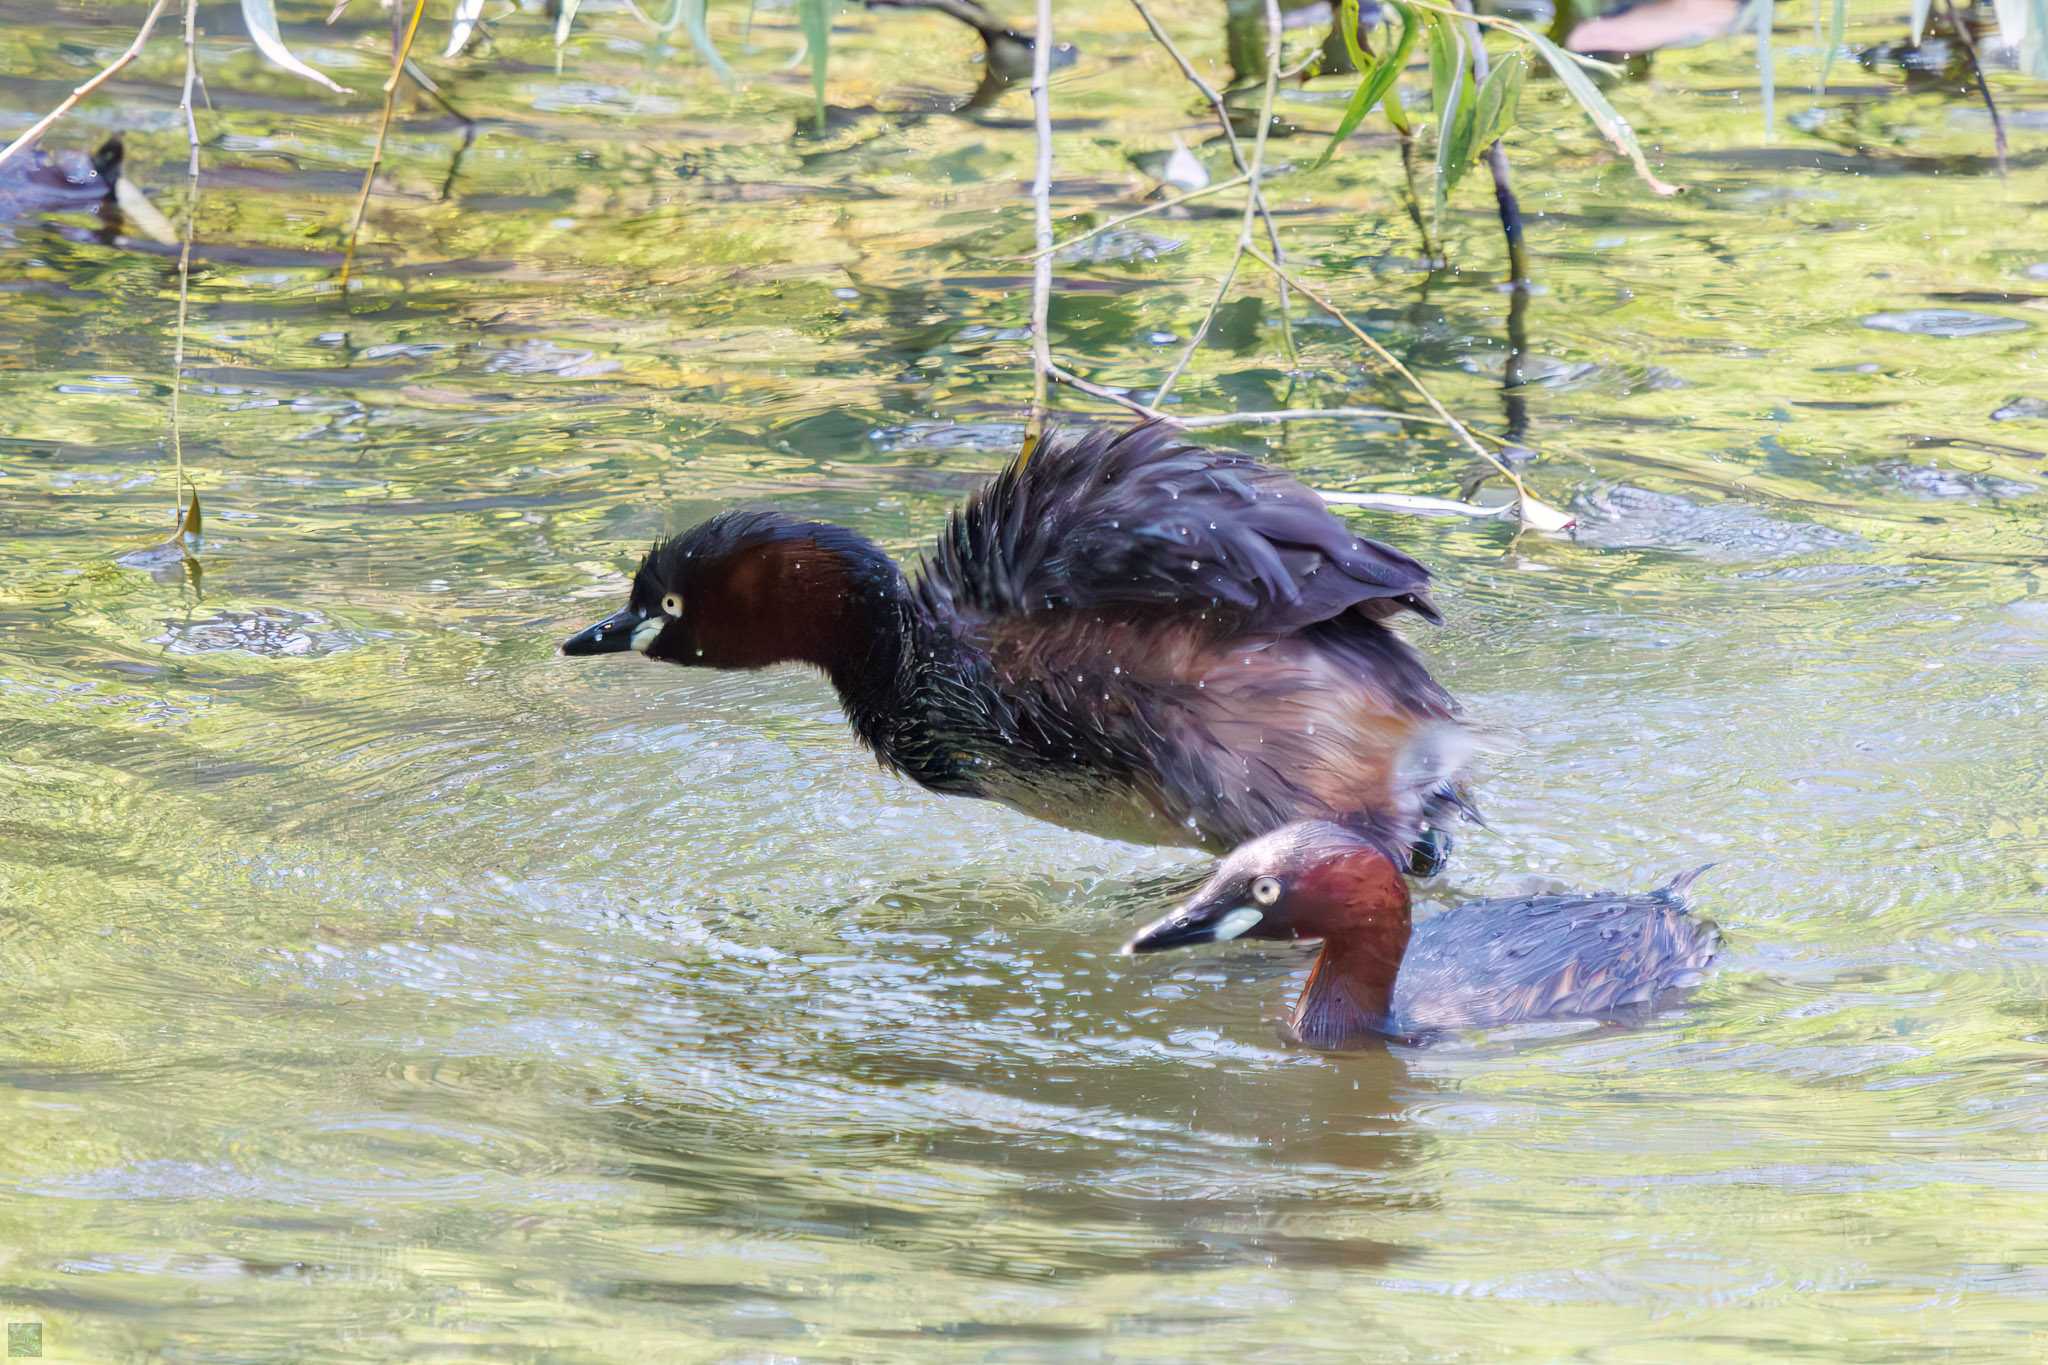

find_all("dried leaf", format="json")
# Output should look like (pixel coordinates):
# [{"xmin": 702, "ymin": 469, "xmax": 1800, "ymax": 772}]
[
  {"xmin": 113, "ymin": 176, "xmax": 179, "ymax": 245},
  {"xmin": 1319, "ymin": 490, "xmax": 1516, "ymax": 520},
  {"xmin": 1320, "ymin": 486, "xmax": 1578, "ymax": 532},
  {"xmin": 240, "ymin": 0, "xmax": 352, "ymax": 93}
]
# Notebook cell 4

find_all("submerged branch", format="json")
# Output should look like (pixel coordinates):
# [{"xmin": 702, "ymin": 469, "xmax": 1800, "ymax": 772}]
[{"xmin": 0, "ymin": 0, "xmax": 173, "ymax": 171}]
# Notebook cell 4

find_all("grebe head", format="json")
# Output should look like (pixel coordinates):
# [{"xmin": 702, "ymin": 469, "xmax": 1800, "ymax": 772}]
[
  {"xmin": 561, "ymin": 510, "xmax": 898, "ymax": 671},
  {"xmin": 1121, "ymin": 821, "xmax": 1412, "ymax": 956}
]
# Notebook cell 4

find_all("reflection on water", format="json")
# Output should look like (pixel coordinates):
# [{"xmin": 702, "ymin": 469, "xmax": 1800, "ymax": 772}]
[{"xmin": 3, "ymin": 0, "xmax": 2048, "ymax": 1357}]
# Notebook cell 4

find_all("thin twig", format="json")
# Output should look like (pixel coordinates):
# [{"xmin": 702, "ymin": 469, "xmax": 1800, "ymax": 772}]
[
  {"xmin": 170, "ymin": 0, "xmax": 201, "ymax": 516},
  {"xmin": 1168, "ymin": 406, "xmax": 1513, "ymax": 445},
  {"xmin": 1405, "ymin": 0, "xmax": 1621, "ymax": 64},
  {"xmin": 1015, "ymin": 173, "xmax": 1252, "ymax": 262},
  {"xmin": 1146, "ymin": 0, "xmax": 1282, "ymax": 407},
  {"xmin": 1940, "ymin": 0, "xmax": 2005, "ymax": 175},
  {"xmin": 1245, "ymin": 245, "xmax": 1550, "ymax": 510},
  {"xmin": 1049, "ymin": 364, "xmax": 1166, "ymax": 419},
  {"xmin": 1150, "ymin": 251, "xmax": 1242, "ymax": 407},
  {"xmin": 339, "ymin": 0, "xmax": 431, "ymax": 288},
  {"xmin": 0, "ymin": 0, "xmax": 173, "ymax": 171},
  {"xmin": 1026, "ymin": 0, "xmax": 1055, "ymax": 435},
  {"xmin": 1129, "ymin": 0, "xmax": 1294, "ymax": 365}
]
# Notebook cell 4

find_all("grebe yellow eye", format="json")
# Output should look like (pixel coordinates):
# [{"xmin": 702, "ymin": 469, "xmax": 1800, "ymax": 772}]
[
  {"xmin": 661, "ymin": 593, "xmax": 683, "ymax": 617},
  {"xmin": 1251, "ymin": 876, "xmax": 1283, "ymax": 906}
]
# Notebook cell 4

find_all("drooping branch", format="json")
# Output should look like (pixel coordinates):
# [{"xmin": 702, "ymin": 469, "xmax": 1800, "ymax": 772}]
[
  {"xmin": 1245, "ymin": 245, "xmax": 1572, "ymax": 529},
  {"xmin": 339, "ymin": 0, "xmax": 432, "ymax": 287},
  {"xmin": 1129, "ymin": 0, "xmax": 1294, "ymax": 367},
  {"xmin": 1144, "ymin": 0, "xmax": 1285, "ymax": 407},
  {"xmin": 0, "ymin": 0, "xmax": 173, "ymax": 171}
]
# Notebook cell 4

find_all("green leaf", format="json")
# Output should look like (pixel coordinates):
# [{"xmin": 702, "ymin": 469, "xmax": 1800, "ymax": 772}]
[
  {"xmin": 799, "ymin": 0, "xmax": 831, "ymax": 133},
  {"xmin": 1315, "ymin": 1, "xmax": 1421, "ymax": 168},
  {"xmin": 1337, "ymin": 0, "xmax": 1368, "ymax": 69},
  {"xmin": 1428, "ymin": 13, "xmax": 1477, "ymax": 215},
  {"xmin": 1471, "ymin": 47, "xmax": 1524, "ymax": 156},
  {"xmin": 1522, "ymin": 30, "xmax": 1680, "ymax": 195},
  {"xmin": 685, "ymin": 0, "xmax": 736, "ymax": 85}
]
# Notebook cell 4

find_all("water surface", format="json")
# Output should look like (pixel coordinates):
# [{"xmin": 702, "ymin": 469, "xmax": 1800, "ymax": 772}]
[{"xmin": 3, "ymin": 1, "xmax": 2048, "ymax": 1358}]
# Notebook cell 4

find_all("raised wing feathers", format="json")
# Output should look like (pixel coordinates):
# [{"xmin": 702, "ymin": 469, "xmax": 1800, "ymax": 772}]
[{"xmin": 917, "ymin": 421, "xmax": 1438, "ymax": 634}]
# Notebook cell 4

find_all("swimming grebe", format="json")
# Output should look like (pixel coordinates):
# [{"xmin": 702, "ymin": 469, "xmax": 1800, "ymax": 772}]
[
  {"xmin": 1122, "ymin": 821, "xmax": 1718, "ymax": 1045},
  {"xmin": 0, "ymin": 136, "xmax": 121, "ymax": 219},
  {"xmin": 563, "ymin": 421, "xmax": 1468, "ymax": 864}
]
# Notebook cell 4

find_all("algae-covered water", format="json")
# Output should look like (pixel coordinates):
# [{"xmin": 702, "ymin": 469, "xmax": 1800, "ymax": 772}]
[{"xmin": 2, "ymin": 0, "xmax": 2047, "ymax": 1358}]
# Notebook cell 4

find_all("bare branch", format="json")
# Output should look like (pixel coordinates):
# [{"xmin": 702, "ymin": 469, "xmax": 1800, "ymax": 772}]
[{"xmin": 0, "ymin": 0, "xmax": 173, "ymax": 172}]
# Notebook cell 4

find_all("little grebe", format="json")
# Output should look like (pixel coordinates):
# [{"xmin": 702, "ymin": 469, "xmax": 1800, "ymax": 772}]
[
  {"xmin": 0, "ymin": 136, "xmax": 122, "ymax": 218},
  {"xmin": 563, "ymin": 421, "xmax": 1467, "ymax": 863},
  {"xmin": 1123, "ymin": 821, "xmax": 1718, "ymax": 1046}
]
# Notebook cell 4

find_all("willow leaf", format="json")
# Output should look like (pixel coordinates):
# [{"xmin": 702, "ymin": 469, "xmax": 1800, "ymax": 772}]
[
  {"xmin": 1818, "ymin": 0, "xmax": 1846, "ymax": 91},
  {"xmin": 1471, "ymin": 47, "xmax": 1524, "ymax": 154},
  {"xmin": 240, "ymin": 0, "xmax": 352, "ymax": 92},
  {"xmin": 1428, "ymin": 14, "xmax": 1476, "ymax": 210},
  {"xmin": 1315, "ymin": 1, "xmax": 1420, "ymax": 168},
  {"xmin": 446, "ymin": 0, "xmax": 484, "ymax": 58},
  {"xmin": 685, "ymin": 0, "xmax": 735, "ymax": 84},
  {"xmin": 1523, "ymin": 31, "xmax": 1680, "ymax": 195}
]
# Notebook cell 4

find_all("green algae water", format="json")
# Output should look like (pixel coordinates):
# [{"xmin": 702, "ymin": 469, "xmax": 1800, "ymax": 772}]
[{"xmin": 3, "ymin": 1, "xmax": 2047, "ymax": 1358}]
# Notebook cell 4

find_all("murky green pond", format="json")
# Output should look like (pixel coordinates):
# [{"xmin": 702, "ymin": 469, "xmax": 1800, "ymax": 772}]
[{"xmin": 3, "ymin": 0, "xmax": 2047, "ymax": 1358}]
